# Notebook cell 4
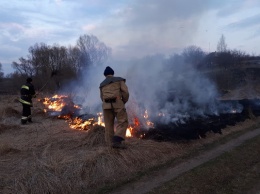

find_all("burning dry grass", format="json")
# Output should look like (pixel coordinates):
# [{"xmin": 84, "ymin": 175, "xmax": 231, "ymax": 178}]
[{"xmin": 0, "ymin": 95, "xmax": 260, "ymax": 194}]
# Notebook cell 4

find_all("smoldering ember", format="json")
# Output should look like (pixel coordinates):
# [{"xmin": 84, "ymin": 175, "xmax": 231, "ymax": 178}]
[{"xmin": 42, "ymin": 94, "xmax": 260, "ymax": 141}]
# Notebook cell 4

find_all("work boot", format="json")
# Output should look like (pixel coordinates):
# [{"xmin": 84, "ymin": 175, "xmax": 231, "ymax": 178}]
[
  {"xmin": 28, "ymin": 115, "xmax": 33, "ymax": 123},
  {"xmin": 28, "ymin": 118, "xmax": 33, "ymax": 123},
  {"xmin": 21, "ymin": 119, "xmax": 27, "ymax": 125},
  {"xmin": 112, "ymin": 136, "xmax": 126, "ymax": 149}
]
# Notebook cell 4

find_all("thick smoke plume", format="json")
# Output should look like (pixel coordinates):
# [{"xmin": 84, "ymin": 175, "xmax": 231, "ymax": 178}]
[{"xmin": 65, "ymin": 54, "xmax": 242, "ymax": 127}]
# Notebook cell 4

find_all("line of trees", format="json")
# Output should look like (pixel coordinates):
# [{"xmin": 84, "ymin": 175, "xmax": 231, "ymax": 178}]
[
  {"xmin": 6, "ymin": 34, "xmax": 111, "ymax": 92},
  {"xmin": 0, "ymin": 34, "xmax": 259, "ymax": 94},
  {"xmin": 0, "ymin": 63, "xmax": 4, "ymax": 80},
  {"xmin": 171, "ymin": 34, "xmax": 251, "ymax": 70}
]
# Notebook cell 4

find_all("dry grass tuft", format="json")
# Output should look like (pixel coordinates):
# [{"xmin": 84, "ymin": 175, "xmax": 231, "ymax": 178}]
[
  {"xmin": 0, "ymin": 143, "xmax": 20, "ymax": 155},
  {"xmin": 0, "ymin": 123, "xmax": 20, "ymax": 134},
  {"xmin": 1, "ymin": 106, "xmax": 20, "ymax": 117},
  {"xmin": 81, "ymin": 125, "xmax": 106, "ymax": 147}
]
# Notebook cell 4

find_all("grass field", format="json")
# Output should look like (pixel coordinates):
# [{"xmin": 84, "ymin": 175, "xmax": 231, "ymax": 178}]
[
  {"xmin": 0, "ymin": 94, "xmax": 260, "ymax": 194},
  {"xmin": 149, "ymin": 135, "xmax": 260, "ymax": 194}
]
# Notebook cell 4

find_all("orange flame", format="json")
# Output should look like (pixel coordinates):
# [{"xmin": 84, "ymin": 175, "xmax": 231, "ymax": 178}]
[
  {"xmin": 126, "ymin": 126, "xmax": 133, "ymax": 137},
  {"xmin": 43, "ymin": 95, "xmax": 69, "ymax": 112},
  {"xmin": 42, "ymin": 94, "xmax": 154, "ymax": 138}
]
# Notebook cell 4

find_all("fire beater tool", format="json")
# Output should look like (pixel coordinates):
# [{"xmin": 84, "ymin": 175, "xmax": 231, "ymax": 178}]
[{"xmin": 37, "ymin": 70, "xmax": 58, "ymax": 94}]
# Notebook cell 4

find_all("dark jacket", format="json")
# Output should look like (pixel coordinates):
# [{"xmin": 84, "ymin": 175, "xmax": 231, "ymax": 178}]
[{"xmin": 19, "ymin": 82, "xmax": 36, "ymax": 106}]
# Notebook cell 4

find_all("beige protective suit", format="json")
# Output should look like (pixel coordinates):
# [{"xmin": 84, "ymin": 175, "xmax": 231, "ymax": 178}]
[{"xmin": 100, "ymin": 75, "xmax": 129, "ymax": 146}]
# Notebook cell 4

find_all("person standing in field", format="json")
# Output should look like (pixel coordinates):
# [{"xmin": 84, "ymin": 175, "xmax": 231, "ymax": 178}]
[
  {"xmin": 19, "ymin": 77, "xmax": 36, "ymax": 124},
  {"xmin": 99, "ymin": 66, "xmax": 129, "ymax": 149}
]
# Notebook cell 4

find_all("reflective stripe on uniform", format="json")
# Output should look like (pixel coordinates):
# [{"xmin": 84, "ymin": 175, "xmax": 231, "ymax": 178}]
[
  {"xmin": 21, "ymin": 85, "xmax": 29, "ymax": 90},
  {"xmin": 21, "ymin": 116, "xmax": 28, "ymax": 120},
  {"xmin": 19, "ymin": 98, "xmax": 32, "ymax": 105}
]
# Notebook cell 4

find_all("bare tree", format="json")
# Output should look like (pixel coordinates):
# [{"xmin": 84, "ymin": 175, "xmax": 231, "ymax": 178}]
[
  {"xmin": 28, "ymin": 43, "xmax": 50, "ymax": 76},
  {"xmin": 67, "ymin": 46, "xmax": 81, "ymax": 74},
  {"xmin": 76, "ymin": 34, "xmax": 111, "ymax": 70},
  {"xmin": 10, "ymin": 34, "xmax": 112, "ymax": 92},
  {"xmin": 182, "ymin": 45, "xmax": 206, "ymax": 68},
  {"xmin": 0, "ymin": 62, "xmax": 4, "ymax": 80},
  {"xmin": 12, "ymin": 57, "xmax": 35, "ymax": 76},
  {"xmin": 217, "ymin": 34, "xmax": 227, "ymax": 52},
  {"xmin": 28, "ymin": 43, "xmax": 77, "ymax": 90}
]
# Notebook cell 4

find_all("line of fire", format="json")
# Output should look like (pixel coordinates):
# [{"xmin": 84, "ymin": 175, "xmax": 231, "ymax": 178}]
[{"xmin": 40, "ymin": 94, "xmax": 260, "ymax": 141}]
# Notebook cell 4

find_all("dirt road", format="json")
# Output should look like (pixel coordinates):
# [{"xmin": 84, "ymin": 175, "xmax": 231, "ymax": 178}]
[{"xmin": 110, "ymin": 128, "xmax": 260, "ymax": 194}]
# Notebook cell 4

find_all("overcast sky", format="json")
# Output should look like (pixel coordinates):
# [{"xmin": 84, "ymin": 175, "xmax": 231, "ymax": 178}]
[{"xmin": 1, "ymin": 0, "xmax": 260, "ymax": 74}]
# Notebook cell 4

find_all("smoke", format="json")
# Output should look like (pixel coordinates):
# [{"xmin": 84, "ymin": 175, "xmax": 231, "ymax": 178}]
[
  {"xmin": 67, "ymin": 65, "xmax": 106, "ymax": 115},
  {"xmin": 119, "ymin": 55, "xmax": 231, "ymax": 124},
  {"xmin": 66, "ymin": 53, "xmax": 243, "ymax": 126},
  {"xmin": 59, "ymin": 0, "xmax": 246, "ymax": 125}
]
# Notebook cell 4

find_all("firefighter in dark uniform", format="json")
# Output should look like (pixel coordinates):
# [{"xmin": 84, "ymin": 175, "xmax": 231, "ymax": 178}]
[
  {"xmin": 19, "ymin": 77, "xmax": 36, "ymax": 124},
  {"xmin": 100, "ymin": 66, "xmax": 129, "ymax": 149}
]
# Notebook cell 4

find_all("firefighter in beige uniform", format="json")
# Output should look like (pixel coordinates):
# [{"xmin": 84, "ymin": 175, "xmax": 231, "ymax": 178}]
[{"xmin": 100, "ymin": 66, "xmax": 129, "ymax": 149}]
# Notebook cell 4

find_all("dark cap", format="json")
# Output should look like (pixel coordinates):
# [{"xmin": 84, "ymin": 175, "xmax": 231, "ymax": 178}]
[
  {"xmin": 26, "ymin": 77, "xmax": 32, "ymax": 83},
  {"xmin": 104, "ymin": 66, "xmax": 114, "ymax": 76}
]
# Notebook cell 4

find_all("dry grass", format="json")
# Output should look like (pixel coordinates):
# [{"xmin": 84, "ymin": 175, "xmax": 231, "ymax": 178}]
[
  {"xmin": 0, "ymin": 95, "xmax": 259, "ymax": 194},
  {"xmin": 149, "ymin": 135, "xmax": 260, "ymax": 194}
]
